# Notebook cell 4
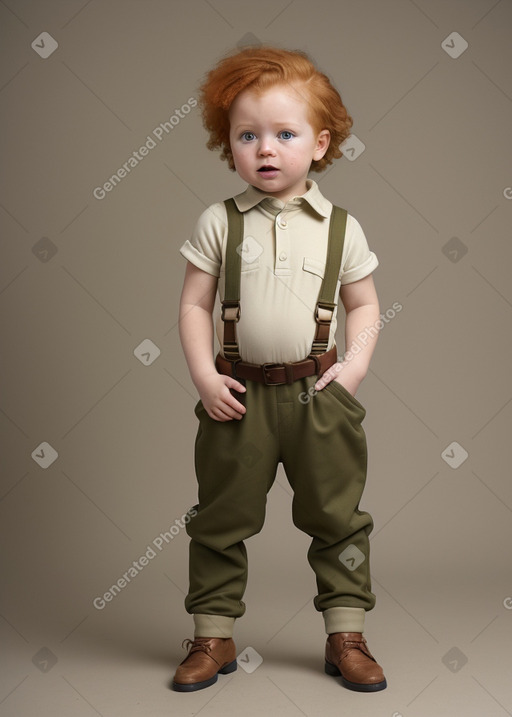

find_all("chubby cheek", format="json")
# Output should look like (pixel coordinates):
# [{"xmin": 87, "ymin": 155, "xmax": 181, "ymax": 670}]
[
  {"xmin": 283, "ymin": 146, "xmax": 301, "ymax": 166},
  {"xmin": 229, "ymin": 151, "xmax": 240, "ymax": 172},
  {"xmin": 233, "ymin": 148, "xmax": 252, "ymax": 171}
]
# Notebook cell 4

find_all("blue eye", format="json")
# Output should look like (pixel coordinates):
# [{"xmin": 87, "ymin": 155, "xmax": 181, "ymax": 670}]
[
  {"xmin": 279, "ymin": 131, "xmax": 294, "ymax": 140},
  {"xmin": 241, "ymin": 132, "xmax": 256, "ymax": 141}
]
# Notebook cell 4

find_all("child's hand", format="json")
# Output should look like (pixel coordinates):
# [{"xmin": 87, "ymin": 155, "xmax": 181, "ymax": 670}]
[
  {"xmin": 314, "ymin": 361, "xmax": 362, "ymax": 397},
  {"xmin": 196, "ymin": 372, "xmax": 247, "ymax": 421}
]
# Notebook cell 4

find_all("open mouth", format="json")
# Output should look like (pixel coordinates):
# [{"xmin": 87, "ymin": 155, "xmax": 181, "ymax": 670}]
[{"xmin": 258, "ymin": 165, "xmax": 278, "ymax": 172}]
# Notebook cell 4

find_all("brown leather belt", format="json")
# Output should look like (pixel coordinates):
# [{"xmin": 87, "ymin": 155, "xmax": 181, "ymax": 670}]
[{"xmin": 215, "ymin": 344, "xmax": 338, "ymax": 386}]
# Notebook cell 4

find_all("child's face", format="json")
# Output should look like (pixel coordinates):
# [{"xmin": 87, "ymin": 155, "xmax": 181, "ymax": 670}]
[{"xmin": 228, "ymin": 84, "xmax": 330, "ymax": 203}]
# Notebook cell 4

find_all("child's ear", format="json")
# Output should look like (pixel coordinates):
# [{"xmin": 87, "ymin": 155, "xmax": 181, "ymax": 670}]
[{"xmin": 314, "ymin": 129, "xmax": 330, "ymax": 160}]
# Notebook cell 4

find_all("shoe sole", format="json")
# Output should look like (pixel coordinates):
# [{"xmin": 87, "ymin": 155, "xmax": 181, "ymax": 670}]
[
  {"xmin": 172, "ymin": 659, "xmax": 237, "ymax": 692},
  {"xmin": 325, "ymin": 660, "xmax": 387, "ymax": 692}
]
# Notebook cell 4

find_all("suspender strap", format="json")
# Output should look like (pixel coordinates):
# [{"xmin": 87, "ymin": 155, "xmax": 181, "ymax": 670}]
[
  {"xmin": 220, "ymin": 198, "xmax": 348, "ymax": 362},
  {"xmin": 309, "ymin": 205, "xmax": 347, "ymax": 355},
  {"xmin": 221, "ymin": 198, "xmax": 243, "ymax": 360}
]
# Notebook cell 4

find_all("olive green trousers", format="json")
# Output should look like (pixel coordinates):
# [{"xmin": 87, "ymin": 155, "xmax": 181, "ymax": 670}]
[{"xmin": 185, "ymin": 372, "xmax": 376, "ymax": 621}]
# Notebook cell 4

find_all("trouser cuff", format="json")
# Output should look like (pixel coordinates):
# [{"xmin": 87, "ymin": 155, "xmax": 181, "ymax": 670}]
[
  {"xmin": 323, "ymin": 607, "xmax": 365, "ymax": 634},
  {"xmin": 193, "ymin": 614, "xmax": 236, "ymax": 638}
]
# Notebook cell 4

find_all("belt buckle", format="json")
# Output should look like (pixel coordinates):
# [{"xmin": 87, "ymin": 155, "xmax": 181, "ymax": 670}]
[
  {"xmin": 262, "ymin": 362, "xmax": 296, "ymax": 385},
  {"xmin": 262, "ymin": 362, "xmax": 286, "ymax": 386}
]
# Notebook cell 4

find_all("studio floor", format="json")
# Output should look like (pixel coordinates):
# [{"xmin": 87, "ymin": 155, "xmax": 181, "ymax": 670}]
[{"xmin": 2, "ymin": 567, "xmax": 511, "ymax": 717}]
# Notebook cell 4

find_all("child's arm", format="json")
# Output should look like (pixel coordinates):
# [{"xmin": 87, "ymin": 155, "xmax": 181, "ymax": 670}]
[
  {"xmin": 314, "ymin": 274, "xmax": 380, "ymax": 396},
  {"xmin": 179, "ymin": 261, "xmax": 246, "ymax": 421}
]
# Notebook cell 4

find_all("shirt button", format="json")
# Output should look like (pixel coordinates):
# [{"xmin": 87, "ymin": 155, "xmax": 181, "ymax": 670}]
[
  {"xmin": 279, "ymin": 252, "xmax": 287, "ymax": 261},
  {"xmin": 276, "ymin": 214, "xmax": 288, "ymax": 229}
]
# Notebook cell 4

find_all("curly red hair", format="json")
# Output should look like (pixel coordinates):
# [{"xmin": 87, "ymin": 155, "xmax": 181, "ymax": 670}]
[{"xmin": 198, "ymin": 45, "xmax": 353, "ymax": 172}]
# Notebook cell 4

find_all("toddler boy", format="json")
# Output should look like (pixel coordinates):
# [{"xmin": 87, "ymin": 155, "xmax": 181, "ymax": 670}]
[{"xmin": 173, "ymin": 45, "xmax": 387, "ymax": 693}]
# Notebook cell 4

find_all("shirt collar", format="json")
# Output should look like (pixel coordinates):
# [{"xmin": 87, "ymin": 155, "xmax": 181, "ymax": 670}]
[{"xmin": 232, "ymin": 178, "xmax": 331, "ymax": 218}]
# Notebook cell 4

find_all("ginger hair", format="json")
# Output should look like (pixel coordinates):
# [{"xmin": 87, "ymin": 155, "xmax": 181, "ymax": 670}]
[{"xmin": 198, "ymin": 45, "xmax": 353, "ymax": 172}]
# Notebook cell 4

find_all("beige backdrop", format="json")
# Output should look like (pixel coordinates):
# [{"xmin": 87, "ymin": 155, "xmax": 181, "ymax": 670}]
[{"xmin": 1, "ymin": 1, "xmax": 511, "ymax": 716}]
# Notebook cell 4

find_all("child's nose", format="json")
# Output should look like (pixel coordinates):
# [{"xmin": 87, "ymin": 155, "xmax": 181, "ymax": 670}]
[
  {"xmin": 260, "ymin": 142, "xmax": 276, "ymax": 155},
  {"xmin": 258, "ymin": 139, "xmax": 276, "ymax": 155}
]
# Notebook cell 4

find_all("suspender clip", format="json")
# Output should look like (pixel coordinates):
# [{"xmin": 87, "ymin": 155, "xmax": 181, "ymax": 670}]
[
  {"xmin": 221, "ymin": 300, "xmax": 241, "ymax": 322},
  {"xmin": 315, "ymin": 302, "xmax": 336, "ymax": 325}
]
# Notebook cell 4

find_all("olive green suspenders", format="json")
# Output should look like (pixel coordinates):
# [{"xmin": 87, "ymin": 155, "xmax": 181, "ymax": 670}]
[
  {"xmin": 220, "ymin": 197, "xmax": 348, "ymax": 362},
  {"xmin": 220, "ymin": 198, "xmax": 244, "ymax": 361},
  {"xmin": 310, "ymin": 205, "xmax": 348, "ymax": 355}
]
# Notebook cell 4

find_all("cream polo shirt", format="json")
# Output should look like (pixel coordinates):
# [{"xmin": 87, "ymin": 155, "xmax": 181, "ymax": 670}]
[{"xmin": 179, "ymin": 178, "xmax": 378, "ymax": 365}]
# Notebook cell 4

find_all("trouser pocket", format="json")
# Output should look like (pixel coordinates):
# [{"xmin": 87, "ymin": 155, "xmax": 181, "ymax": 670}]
[{"xmin": 323, "ymin": 378, "xmax": 366, "ymax": 419}]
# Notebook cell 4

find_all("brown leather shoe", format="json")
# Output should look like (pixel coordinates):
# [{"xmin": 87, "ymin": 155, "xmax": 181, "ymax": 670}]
[
  {"xmin": 172, "ymin": 637, "xmax": 237, "ymax": 692},
  {"xmin": 325, "ymin": 632, "xmax": 387, "ymax": 692}
]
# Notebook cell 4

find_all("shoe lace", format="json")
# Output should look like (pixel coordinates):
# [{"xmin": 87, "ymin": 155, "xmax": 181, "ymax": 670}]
[
  {"xmin": 181, "ymin": 637, "xmax": 215, "ymax": 658},
  {"xmin": 342, "ymin": 637, "xmax": 375, "ymax": 662}
]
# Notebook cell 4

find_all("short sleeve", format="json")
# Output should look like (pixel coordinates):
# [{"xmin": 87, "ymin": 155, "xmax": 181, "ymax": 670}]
[
  {"xmin": 179, "ymin": 202, "xmax": 227, "ymax": 277},
  {"xmin": 339, "ymin": 214, "xmax": 379, "ymax": 285}
]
